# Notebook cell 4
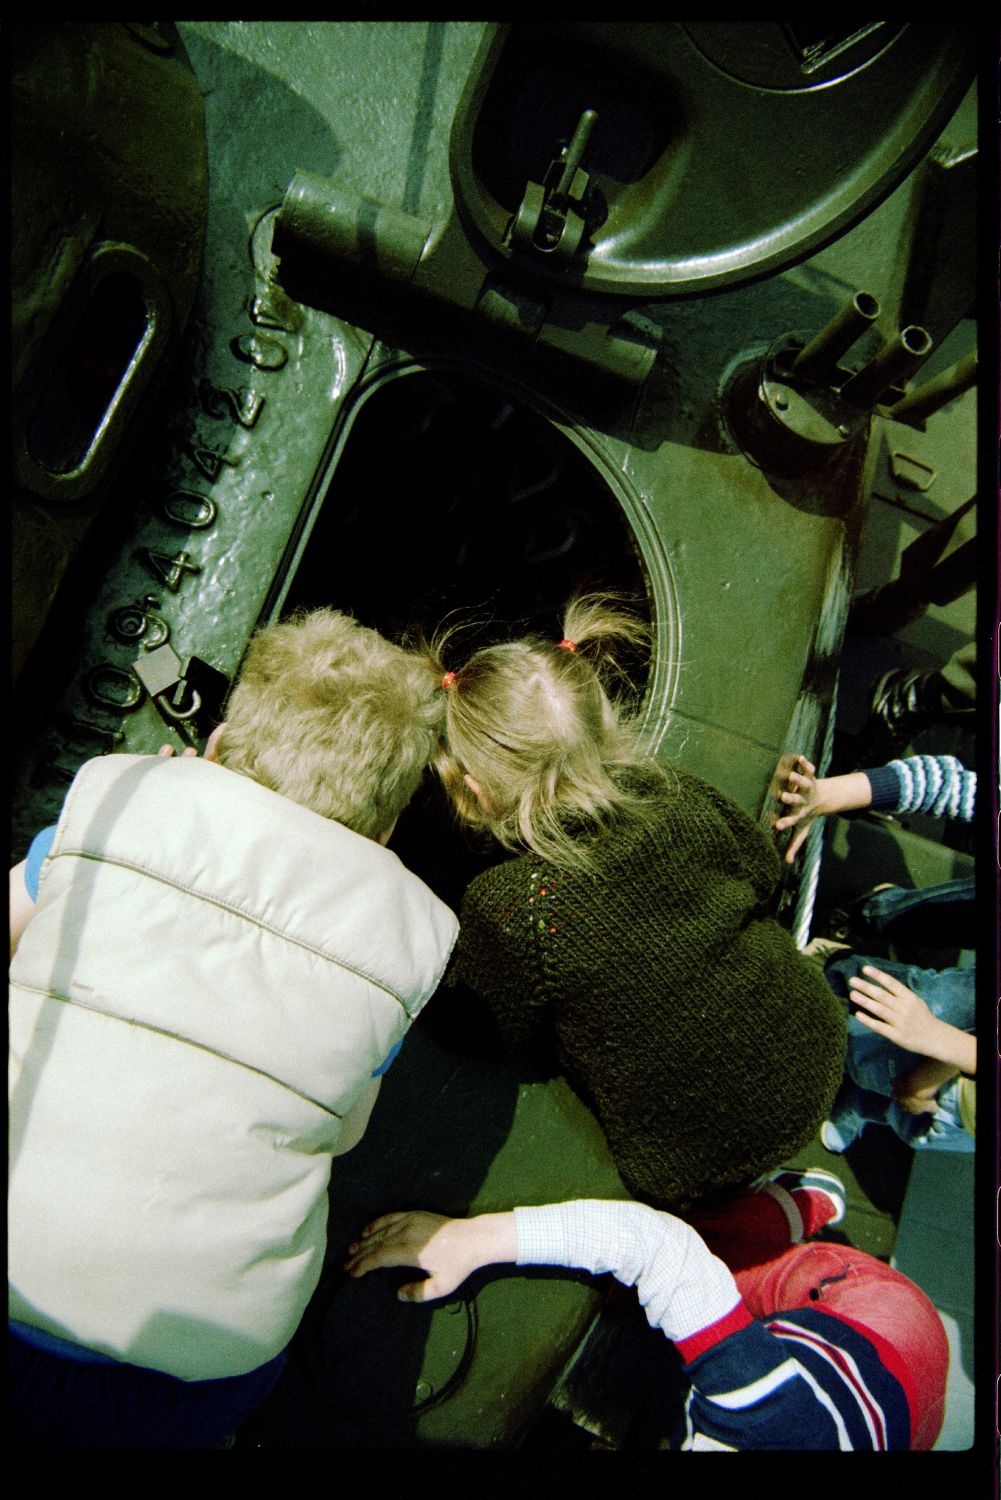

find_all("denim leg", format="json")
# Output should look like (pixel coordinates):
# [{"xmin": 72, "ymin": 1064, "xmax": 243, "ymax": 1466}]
[
  {"xmin": 828, "ymin": 1076, "xmax": 972, "ymax": 1151},
  {"xmin": 859, "ymin": 877, "xmax": 977, "ymax": 951},
  {"xmin": 825, "ymin": 952, "xmax": 976, "ymax": 1096},
  {"xmin": 828, "ymin": 1078, "xmax": 898, "ymax": 1137},
  {"xmin": 892, "ymin": 1077, "xmax": 975, "ymax": 1154},
  {"xmin": 823, "ymin": 948, "xmax": 975, "ymax": 1154}
]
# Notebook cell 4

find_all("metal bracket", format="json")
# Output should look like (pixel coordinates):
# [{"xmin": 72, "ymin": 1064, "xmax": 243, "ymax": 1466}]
[
  {"xmin": 889, "ymin": 451, "xmax": 937, "ymax": 492},
  {"xmin": 132, "ymin": 641, "xmax": 229, "ymax": 745},
  {"xmin": 506, "ymin": 109, "xmax": 600, "ymax": 265}
]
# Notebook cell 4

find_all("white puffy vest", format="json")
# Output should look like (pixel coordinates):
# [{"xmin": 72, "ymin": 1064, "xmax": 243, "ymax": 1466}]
[{"xmin": 8, "ymin": 754, "xmax": 458, "ymax": 1380}]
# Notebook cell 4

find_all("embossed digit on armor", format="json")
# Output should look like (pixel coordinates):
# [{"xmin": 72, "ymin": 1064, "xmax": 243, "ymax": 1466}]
[
  {"xmin": 231, "ymin": 332, "xmax": 288, "ymax": 370},
  {"xmin": 183, "ymin": 440, "xmax": 237, "ymax": 482},
  {"xmin": 84, "ymin": 663, "xmax": 144, "ymax": 711},
  {"xmin": 198, "ymin": 379, "xmax": 265, "ymax": 429},
  {"xmin": 109, "ymin": 600, "xmax": 171, "ymax": 649},
  {"xmin": 249, "ymin": 294, "xmax": 298, "ymax": 334},
  {"xmin": 163, "ymin": 490, "xmax": 218, "ymax": 528},
  {"xmin": 142, "ymin": 548, "xmax": 202, "ymax": 592}
]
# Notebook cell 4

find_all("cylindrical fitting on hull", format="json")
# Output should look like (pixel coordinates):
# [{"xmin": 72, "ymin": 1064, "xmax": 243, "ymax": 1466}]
[
  {"xmin": 791, "ymin": 292, "xmax": 880, "ymax": 382},
  {"xmin": 721, "ymin": 349, "xmax": 868, "ymax": 477},
  {"xmin": 885, "ymin": 350, "xmax": 977, "ymax": 425},
  {"xmin": 840, "ymin": 325, "xmax": 934, "ymax": 408},
  {"xmin": 275, "ymin": 171, "xmax": 433, "ymax": 287}
]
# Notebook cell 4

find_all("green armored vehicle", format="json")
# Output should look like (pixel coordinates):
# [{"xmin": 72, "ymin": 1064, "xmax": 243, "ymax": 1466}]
[{"xmin": 11, "ymin": 22, "xmax": 979, "ymax": 1448}]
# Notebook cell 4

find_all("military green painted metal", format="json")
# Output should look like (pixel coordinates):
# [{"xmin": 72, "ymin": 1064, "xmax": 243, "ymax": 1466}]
[
  {"xmin": 284, "ymin": 1029, "xmax": 632, "ymax": 1449},
  {"xmin": 448, "ymin": 22, "xmax": 974, "ymax": 295},
  {"xmin": 886, "ymin": 351, "xmax": 978, "ymax": 430},
  {"xmin": 11, "ymin": 22, "xmax": 208, "ymax": 685}
]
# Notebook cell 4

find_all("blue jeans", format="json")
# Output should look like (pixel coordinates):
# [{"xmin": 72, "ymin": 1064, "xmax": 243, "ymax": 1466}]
[
  {"xmin": 853, "ymin": 876, "xmax": 976, "ymax": 952},
  {"xmin": 824, "ymin": 882, "xmax": 975, "ymax": 1153}
]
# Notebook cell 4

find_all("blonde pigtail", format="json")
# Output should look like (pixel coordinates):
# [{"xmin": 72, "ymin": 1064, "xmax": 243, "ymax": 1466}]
[{"xmin": 559, "ymin": 592, "xmax": 652, "ymax": 706}]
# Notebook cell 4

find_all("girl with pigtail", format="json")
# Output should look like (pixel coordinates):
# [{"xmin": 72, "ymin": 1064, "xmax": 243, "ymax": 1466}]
[{"xmin": 430, "ymin": 594, "xmax": 846, "ymax": 1212}]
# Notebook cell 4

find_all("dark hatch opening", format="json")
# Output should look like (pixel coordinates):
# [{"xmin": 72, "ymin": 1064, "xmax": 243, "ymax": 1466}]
[{"xmin": 279, "ymin": 369, "xmax": 651, "ymax": 1046}]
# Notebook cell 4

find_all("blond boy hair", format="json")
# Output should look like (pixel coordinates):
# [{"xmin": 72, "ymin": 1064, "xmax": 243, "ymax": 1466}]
[
  {"xmin": 218, "ymin": 609, "xmax": 444, "ymax": 839},
  {"xmin": 434, "ymin": 594, "xmax": 670, "ymax": 871}
]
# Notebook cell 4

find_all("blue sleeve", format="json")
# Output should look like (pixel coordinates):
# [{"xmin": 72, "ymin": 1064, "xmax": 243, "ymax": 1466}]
[
  {"xmin": 371, "ymin": 1039, "xmax": 403, "ymax": 1078},
  {"xmin": 867, "ymin": 756, "xmax": 975, "ymax": 820},
  {"xmin": 680, "ymin": 1311, "xmax": 911, "ymax": 1450},
  {"xmin": 24, "ymin": 826, "xmax": 57, "ymax": 902}
]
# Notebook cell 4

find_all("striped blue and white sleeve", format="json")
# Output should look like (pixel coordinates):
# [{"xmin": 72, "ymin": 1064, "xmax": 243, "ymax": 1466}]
[{"xmin": 866, "ymin": 754, "xmax": 976, "ymax": 821}]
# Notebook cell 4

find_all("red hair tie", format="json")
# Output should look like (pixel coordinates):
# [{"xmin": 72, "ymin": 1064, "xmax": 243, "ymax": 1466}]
[
  {"xmin": 441, "ymin": 671, "xmax": 457, "ymax": 690},
  {"xmin": 557, "ymin": 639, "xmax": 577, "ymax": 653}
]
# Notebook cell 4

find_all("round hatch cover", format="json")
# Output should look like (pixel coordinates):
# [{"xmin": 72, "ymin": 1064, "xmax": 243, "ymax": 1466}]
[
  {"xmin": 450, "ymin": 21, "xmax": 974, "ymax": 296},
  {"xmin": 307, "ymin": 1270, "xmax": 475, "ymax": 1426}
]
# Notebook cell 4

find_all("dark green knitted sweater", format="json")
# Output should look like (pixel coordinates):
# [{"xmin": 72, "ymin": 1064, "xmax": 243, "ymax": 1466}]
[{"xmin": 453, "ymin": 768, "xmax": 846, "ymax": 1211}]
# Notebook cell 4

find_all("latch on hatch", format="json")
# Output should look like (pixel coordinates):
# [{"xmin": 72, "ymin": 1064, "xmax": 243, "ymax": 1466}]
[{"xmin": 505, "ymin": 109, "xmax": 602, "ymax": 266}]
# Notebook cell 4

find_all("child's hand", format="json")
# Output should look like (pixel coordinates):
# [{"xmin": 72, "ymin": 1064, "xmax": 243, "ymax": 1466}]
[
  {"xmin": 773, "ymin": 754, "xmax": 823, "ymax": 863},
  {"xmin": 848, "ymin": 966, "xmax": 946, "ymax": 1057},
  {"xmin": 344, "ymin": 1210, "xmax": 516, "ymax": 1303},
  {"xmin": 773, "ymin": 757, "xmax": 874, "ymax": 863}
]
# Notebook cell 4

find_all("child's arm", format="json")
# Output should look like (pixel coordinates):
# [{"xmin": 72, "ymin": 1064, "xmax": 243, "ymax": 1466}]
[
  {"xmin": 775, "ymin": 753, "xmax": 976, "ymax": 863},
  {"xmin": 346, "ymin": 1200, "xmax": 742, "ymax": 1330},
  {"xmin": 344, "ymin": 1199, "xmax": 908, "ymax": 1449}
]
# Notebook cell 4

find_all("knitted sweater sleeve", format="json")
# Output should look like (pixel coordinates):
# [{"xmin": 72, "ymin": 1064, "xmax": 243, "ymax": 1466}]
[{"xmin": 866, "ymin": 754, "xmax": 976, "ymax": 821}]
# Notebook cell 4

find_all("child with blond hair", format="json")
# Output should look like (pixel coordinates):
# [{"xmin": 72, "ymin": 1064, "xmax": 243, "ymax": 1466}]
[
  {"xmin": 9, "ymin": 608, "xmax": 458, "ymax": 1449},
  {"xmin": 431, "ymin": 594, "xmax": 845, "ymax": 1212}
]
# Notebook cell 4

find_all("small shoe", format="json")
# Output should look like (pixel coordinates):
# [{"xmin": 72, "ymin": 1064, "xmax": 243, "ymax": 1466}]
[
  {"xmin": 767, "ymin": 1167, "xmax": 847, "ymax": 1227},
  {"xmin": 869, "ymin": 667, "xmax": 942, "ymax": 739},
  {"xmin": 802, "ymin": 936, "xmax": 851, "ymax": 965},
  {"xmin": 820, "ymin": 1117, "xmax": 861, "ymax": 1154},
  {"xmin": 811, "ymin": 885, "xmax": 895, "ymax": 947}
]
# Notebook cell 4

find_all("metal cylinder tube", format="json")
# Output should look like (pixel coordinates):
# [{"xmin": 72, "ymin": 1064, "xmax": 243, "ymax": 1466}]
[
  {"xmin": 885, "ymin": 350, "xmax": 977, "ymax": 423},
  {"xmin": 790, "ymin": 291, "xmax": 881, "ymax": 382},
  {"xmin": 839, "ymin": 325, "xmax": 934, "ymax": 408},
  {"xmin": 275, "ymin": 170, "xmax": 433, "ymax": 286}
]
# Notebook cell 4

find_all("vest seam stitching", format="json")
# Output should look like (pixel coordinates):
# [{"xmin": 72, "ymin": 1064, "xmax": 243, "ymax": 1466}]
[
  {"xmin": 48, "ymin": 846, "xmax": 415, "ymax": 1014},
  {"xmin": 11, "ymin": 982, "xmax": 344, "ymax": 1119}
]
